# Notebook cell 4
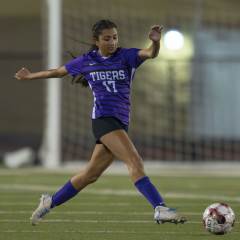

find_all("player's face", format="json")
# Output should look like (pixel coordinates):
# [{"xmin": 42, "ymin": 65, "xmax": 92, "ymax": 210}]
[{"xmin": 95, "ymin": 28, "xmax": 118, "ymax": 56}]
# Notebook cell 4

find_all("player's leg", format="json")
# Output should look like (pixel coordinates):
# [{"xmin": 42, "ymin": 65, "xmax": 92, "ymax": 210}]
[
  {"xmin": 100, "ymin": 130, "xmax": 186, "ymax": 224},
  {"xmin": 30, "ymin": 144, "xmax": 114, "ymax": 225},
  {"xmin": 101, "ymin": 130, "xmax": 144, "ymax": 182},
  {"xmin": 70, "ymin": 144, "xmax": 114, "ymax": 191},
  {"xmin": 100, "ymin": 129, "xmax": 164, "ymax": 204},
  {"xmin": 50, "ymin": 144, "xmax": 114, "ymax": 208}
]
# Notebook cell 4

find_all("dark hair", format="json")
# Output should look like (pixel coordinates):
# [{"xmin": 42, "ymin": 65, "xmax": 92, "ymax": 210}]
[{"xmin": 72, "ymin": 19, "xmax": 117, "ymax": 87}]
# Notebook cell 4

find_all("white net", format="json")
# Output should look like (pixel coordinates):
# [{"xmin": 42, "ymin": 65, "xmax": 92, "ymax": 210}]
[{"xmin": 53, "ymin": 0, "xmax": 240, "ymax": 162}]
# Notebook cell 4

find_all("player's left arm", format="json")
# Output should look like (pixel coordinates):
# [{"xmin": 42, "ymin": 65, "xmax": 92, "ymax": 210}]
[{"xmin": 138, "ymin": 25, "xmax": 163, "ymax": 60}]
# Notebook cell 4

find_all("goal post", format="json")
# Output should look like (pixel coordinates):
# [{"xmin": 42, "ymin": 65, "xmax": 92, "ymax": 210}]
[{"xmin": 40, "ymin": 0, "xmax": 62, "ymax": 168}]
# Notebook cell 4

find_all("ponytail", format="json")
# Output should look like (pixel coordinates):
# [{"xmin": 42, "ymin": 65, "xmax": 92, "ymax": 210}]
[{"xmin": 70, "ymin": 45, "xmax": 98, "ymax": 87}]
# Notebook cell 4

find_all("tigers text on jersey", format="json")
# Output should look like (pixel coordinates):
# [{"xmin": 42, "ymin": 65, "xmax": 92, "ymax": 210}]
[{"xmin": 65, "ymin": 48, "xmax": 145, "ymax": 125}]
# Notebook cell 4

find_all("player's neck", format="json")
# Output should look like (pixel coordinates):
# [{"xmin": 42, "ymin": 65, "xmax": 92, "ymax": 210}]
[{"xmin": 98, "ymin": 49, "xmax": 111, "ymax": 58}]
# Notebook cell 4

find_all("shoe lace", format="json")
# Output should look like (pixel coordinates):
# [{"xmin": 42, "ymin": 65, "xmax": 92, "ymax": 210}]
[{"xmin": 37, "ymin": 207, "xmax": 49, "ymax": 218}]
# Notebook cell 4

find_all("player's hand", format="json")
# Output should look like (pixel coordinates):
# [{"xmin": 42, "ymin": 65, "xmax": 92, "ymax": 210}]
[
  {"xmin": 15, "ymin": 67, "xmax": 32, "ymax": 80},
  {"xmin": 149, "ymin": 25, "xmax": 163, "ymax": 42}
]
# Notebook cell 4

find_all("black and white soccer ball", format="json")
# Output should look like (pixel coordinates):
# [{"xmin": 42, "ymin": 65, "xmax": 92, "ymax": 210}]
[{"xmin": 203, "ymin": 203, "xmax": 235, "ymax": 235}]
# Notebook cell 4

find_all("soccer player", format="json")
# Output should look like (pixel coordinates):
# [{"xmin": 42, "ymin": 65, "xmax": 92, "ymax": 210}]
[{"xmin": 15, "ymin": 19, "xmax": 186, "ymax": 225}]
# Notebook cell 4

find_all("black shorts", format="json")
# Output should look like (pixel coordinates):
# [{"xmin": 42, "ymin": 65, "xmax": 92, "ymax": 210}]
[{"xmin": 92, "ymin": 117, "xmax": 128, "ymax": 144}]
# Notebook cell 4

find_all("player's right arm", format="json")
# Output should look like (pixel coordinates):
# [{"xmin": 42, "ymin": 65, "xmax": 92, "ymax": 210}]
[{"xmin": 15, "ymin": 66, "xmax": 68, "ymax": 81}]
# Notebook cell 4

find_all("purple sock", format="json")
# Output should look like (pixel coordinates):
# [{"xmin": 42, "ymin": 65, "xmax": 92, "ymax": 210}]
[
  {"xmin": 135, "ymin": 176, "xmax": 165, "ymax": 209},
  {"xmin": 50, "ymin": 180, "xmax": 79, "ymax": 208}
]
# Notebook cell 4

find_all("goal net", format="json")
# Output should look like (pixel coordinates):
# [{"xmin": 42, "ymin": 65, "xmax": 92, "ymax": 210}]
[{"xmin": 42, "ymin": 0, "xmax": 240, "ymax": 166}]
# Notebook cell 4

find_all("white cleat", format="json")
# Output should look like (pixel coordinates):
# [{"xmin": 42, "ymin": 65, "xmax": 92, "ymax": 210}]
[
  {"xmin": 154, "ymin": 206, "xmax": 187, "ymax": 224},
  {"xmin": 30, "ymin": 194, "xmax": 52, "ymax": 225}
]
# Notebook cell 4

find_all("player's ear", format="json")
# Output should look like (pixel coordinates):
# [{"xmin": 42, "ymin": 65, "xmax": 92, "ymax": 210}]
[{"xmin": 93, "ymin": 37, "xmax": 99, "ymax": 47}]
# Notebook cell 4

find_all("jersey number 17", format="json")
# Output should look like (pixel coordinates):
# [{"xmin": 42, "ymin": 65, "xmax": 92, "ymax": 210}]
[{"xmin": 102, "ymin": 81, "xmax": 118, "ymax": 93}]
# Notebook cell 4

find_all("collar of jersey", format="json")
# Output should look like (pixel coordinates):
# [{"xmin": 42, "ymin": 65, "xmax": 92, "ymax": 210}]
[{"xmin": 90, "ymin": 48, "xmax": 121, "ymax": 63}]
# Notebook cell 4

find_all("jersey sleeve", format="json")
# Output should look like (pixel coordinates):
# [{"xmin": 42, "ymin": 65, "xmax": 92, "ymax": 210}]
[
  {"xmin": 65, "ymin": 55, "xmax": 84, "ymax": 77},
  {"xmin": 122, "ymin": 48, "xmax": 145, "ymax": 68}
]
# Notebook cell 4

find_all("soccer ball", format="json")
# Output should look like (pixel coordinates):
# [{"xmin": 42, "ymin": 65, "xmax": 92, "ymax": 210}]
[{"xmin": 202, "ymin": 203, "xmax": 235, "ymax": 235}]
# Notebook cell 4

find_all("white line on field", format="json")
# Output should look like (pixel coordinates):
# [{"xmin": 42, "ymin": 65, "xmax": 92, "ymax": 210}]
[
  {"xmin": 0, "ymin": 184, "xmax": 56, "ymax": 192},
  {"xmin": 1, "ymin": 162, "xmax": 240, "ymax": 177},
  {"xmin": 0, "ymin": 219, "xmax": 199, "ymax": 224},
  {"xmin": 1, "ymin": 201, "xmax": 234, "ymax": 207},
  {"xmin": 0, "ymin": 219, "xmax": 239, "ymax": 225},
  {"xmin": 3, "ymin": 230, "xmax": 238, "ymax": 235},
  {"xmin": 0, "ymin": 210, "xmax": 201, "ymax": 216},
  {"xmin": 0, "ymin": 202, "xmax": 132, "ymax": 206},
  {"xmin": 0, "ymin": 184, "xmax": 240, "ymax": 202}
]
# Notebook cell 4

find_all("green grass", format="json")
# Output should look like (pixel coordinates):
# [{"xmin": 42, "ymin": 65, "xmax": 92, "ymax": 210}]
[{"xmin": 0, "ymin": 169, "xmax": 239, "ymax": 240}]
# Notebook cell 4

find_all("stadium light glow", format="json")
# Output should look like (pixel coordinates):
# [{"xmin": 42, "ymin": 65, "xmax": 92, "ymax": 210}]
[{"xmin": 163, "ymin": 30, "xmax": 184, "ymax": 50}]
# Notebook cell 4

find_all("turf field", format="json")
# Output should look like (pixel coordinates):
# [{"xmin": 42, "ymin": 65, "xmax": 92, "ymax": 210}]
[{"xmin": 0, "ymin": 167, "xmax": 239, "ymax": 240}]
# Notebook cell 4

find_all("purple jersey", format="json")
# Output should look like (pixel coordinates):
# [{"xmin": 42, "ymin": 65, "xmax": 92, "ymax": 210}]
[{"xmin": 65, "ymin": 48, "xmax": 145, "ymax": 125}]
